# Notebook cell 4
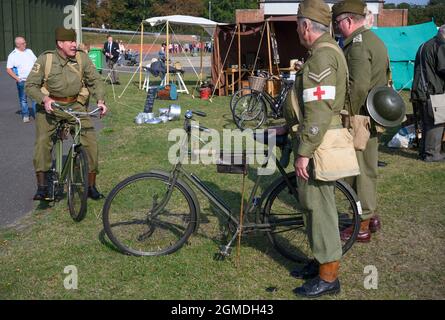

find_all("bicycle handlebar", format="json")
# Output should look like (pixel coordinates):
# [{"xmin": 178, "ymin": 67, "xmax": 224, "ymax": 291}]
[{"xmin": 51, "ymin": 102, "xmax": 102, "ymax": 117}]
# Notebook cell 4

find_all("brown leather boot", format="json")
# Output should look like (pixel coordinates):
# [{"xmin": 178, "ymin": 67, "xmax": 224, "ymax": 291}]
[
  {"xmin": 293, "ymin": 261, "xmax": 341, "ymax": 298},
  {"xmin": 33, "ymin": 172, "xmax": 49, "ymax": 201},
  {"xmin": 369, "ymin": 214, "xmax": 382, "ymax": 233},
  {"xmin": 88, "ymin": 172, "xmax": 104, "ymax": 200},
  {"xmin": 340, "ymin": 220, "xmax": 371, "ymax": 243}
]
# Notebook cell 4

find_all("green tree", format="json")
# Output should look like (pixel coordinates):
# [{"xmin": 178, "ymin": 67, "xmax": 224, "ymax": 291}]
[{"xmin": 209, "ymin": 0, "xmax": 258, "ymax": 23}]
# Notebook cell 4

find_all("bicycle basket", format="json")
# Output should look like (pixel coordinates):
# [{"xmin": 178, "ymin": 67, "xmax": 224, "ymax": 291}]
[
  {"xmin": 248, "ymin": 76, "xmax": 267, "ymax": 93},
  {"xmin": 216, "ymin": 152, "xmax": 247, "ymax": 175}
]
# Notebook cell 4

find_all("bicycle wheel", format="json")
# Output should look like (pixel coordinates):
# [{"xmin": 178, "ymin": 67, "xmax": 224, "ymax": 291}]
[
  {"xmin": 232, "ymin": 93, "xmax": 266, "ymax": 130},
  {"xmin": 102, "ymin": 172, "xmax": 198, "ymax": 256},
  {"xmin": 67, "ymin": 146, "xmax": 89, "ymax": 222},
  {"xmin": 230, "ymin": 87, "xmax": 254, "ymax": 114},
  {"xmin": 263, "ymin": 174, "xmax": 360, "ymax": 263}
]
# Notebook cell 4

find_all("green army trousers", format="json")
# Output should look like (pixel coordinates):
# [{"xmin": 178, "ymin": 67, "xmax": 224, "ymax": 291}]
[
  {"xmin": 33, "ymin": 103, "xmax": 99, "ymax": 174},
  {"xmin": 297, "ymin": 162, "xmax": 343, "ymax": 264},
  {"xmin": 345, "ymin": 136, "xmax": 378, "ymax": 221}
]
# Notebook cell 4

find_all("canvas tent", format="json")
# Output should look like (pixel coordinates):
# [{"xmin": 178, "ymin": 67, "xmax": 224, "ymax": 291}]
[
  {"xmin": 212, "ymin": 17, "xmax": 308, "ymax": 96},
  {"xmin": 372, "ymin": 21, "xmax": 438, "ymax": 90}
]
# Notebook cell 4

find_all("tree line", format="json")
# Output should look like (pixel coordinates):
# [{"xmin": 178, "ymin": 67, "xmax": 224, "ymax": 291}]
[
  {"xmin": 82, "ymin": 0, "xmax": 445, "ymax": 32},
  {"xmin": 81, "ymin": 0, "xmax": 258, "ymax": 30},
  {"xmin": 384, "ymin": 0, "xmax": 445, "ymax": 26}
]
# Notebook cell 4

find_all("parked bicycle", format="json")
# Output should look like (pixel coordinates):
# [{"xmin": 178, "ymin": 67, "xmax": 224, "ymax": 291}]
[
  {"xmin": 230, "ymin": 73, "xmax": 294, "ymax": 131},
  {"xmin": 46, "ymin": 103, "xmax": 101, "ymax": 222},
  {"xmin": 102, "ymin": 111, "xmax": 360, "ymax": 262}
]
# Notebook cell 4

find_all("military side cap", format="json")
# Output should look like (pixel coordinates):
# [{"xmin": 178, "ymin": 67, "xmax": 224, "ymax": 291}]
[
  {"xmin": 332, "ymin": 0, "xmax": 367, "ymax": 19},
  {"xmin": 297, "ymin": 0, "xmax": 331, "ymax": 27},
  {"xmin": 55, "ymin": 27, "xmax": 77, "ymax": 41}
]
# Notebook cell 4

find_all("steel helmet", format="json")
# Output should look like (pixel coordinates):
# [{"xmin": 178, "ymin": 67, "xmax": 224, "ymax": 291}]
[{"xmin": 366, "ymin": 86, "xmax": 406, "ymax": 128}]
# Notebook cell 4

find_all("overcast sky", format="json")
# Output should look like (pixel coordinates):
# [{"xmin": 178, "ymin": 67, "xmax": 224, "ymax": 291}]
[{"xmin": 385, "ymin": 0, "xmax": 429, "ymax": 4}]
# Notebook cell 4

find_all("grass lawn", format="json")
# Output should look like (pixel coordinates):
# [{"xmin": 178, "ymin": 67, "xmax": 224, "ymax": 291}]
[{"xmin": 1, "ymin": 74, "xmax": 444, "ymax": 300}]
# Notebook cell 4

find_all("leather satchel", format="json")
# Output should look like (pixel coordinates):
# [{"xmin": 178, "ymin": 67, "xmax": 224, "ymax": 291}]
[{"xmin": 419, "ymin": 43, "xmax": 445, "ymax": 125}]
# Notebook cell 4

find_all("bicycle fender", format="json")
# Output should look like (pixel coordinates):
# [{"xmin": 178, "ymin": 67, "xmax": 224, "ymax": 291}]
[{"xmin": 149, "ymin": 169, "xmax": 201, "ymax": 233}]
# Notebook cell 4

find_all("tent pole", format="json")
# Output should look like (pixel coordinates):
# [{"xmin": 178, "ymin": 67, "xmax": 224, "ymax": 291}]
[
  {"xmin": 266, "ymin": 20, "xmax": 273, "ymax": 76},
  {"xmin": 139, "ymin": 22, "xmax": 144, "ymax": 89},
  {"xmin": 166, "ymin": 21, "xmax": 170, "ymax": 85},
  {"xmin": 238, "ymin": 23, "xmax": 241, "ymax": 91},
  {"xmin": 200, "ymin": 37, "xmax": 204, "ymax": 83}
]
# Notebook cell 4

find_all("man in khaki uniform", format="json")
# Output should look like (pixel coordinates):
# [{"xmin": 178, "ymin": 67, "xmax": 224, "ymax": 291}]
[
  {"xmin": 26, "ymin": 27, "xmax": 108, "ymax": 201},
  {"xmin": 275, "ymin": 0, "xmax": 348, "ymax": 298},
  {"xmin": 333, "ymin": 0, "xmax": 389, "ymax": 242}
]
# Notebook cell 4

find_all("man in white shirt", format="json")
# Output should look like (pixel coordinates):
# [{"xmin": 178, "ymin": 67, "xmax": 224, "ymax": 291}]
[{"xmin": 6, "ymin": 36, "xmax": 37, "ymax": 123}]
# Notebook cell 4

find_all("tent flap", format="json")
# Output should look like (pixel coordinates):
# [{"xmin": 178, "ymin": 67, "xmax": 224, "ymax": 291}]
[
  {"xmin": 144, "ymin": 15, "xmax": 223, "ymax": 36},
  {"xmin": 372, "ymin": 21, "xmax": 438, "ymax": 89}
]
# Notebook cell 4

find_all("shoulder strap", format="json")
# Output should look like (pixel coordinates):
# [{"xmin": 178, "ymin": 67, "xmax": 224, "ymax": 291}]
[
  {"xmin": 67, "ymin": 52, "xmax": 83, "ymax": 79},
  {"xmin": 418, "ymin": 43, "xmax": 428, "ymax": 92},
  {"xmin": 313, "ymin": 41, "xmax": 352, "ymax": 114},
  {"xmin": 44, "ymin": 53, "xmax": 53, "ymax": 83},
  {"xmin": 386, "ymin": 56, "xmax": 393, "ymax": 87}
]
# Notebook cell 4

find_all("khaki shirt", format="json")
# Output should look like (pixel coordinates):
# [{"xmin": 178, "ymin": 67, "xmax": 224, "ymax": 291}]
[
  {"xmin": 343, "ymin": 26, "xmax": 389, "ymax": 115},
  {"xmin": 284, "ymin": 32, "xmax": 347, "ymax": 158},
  {"xmin": 26, "ymin": 49, "xmax": 105, "ymax": 104}
]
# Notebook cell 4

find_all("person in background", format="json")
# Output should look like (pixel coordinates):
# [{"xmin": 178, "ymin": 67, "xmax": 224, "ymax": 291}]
[
  {"xmin": 103, "ymin": 35, "xmax": 120, "ymax": 85},
  {"xmin": 412, "ymin": 25, "xmax": 445, "ymax": 162},
  {"xmin": 6, "ymin": 36, "xmax": 37, "ymax": 123},
  {"xmin": 118, "ymin": 40, "xmax": 126, "ymax": 66}
]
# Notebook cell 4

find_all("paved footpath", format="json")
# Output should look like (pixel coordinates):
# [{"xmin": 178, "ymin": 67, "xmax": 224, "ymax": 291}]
[{"xmin": 0, "ymin": 62, "xmax": 102, "ymax": 228}]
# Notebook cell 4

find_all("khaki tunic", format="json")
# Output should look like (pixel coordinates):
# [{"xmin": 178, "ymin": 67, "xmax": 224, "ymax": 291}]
[
  {"xmin": 26, "ymin": 49, "xmax": 105, "ymax": 173},
  {"xmin": 342, "ymin": 26, "xmax": 389, "ymax": 220}
]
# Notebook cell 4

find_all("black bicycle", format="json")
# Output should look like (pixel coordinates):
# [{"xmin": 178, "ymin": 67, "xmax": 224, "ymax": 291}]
[
  {"xmin": 102, "ymin": 110, "xmax": 361, "ymax": 262},
  {"xmin": 231, "ymin": 75, "xmax": 294, "ymax": 130}
]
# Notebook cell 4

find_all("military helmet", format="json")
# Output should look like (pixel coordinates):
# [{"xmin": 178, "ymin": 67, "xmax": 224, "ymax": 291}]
[{"xmin": 366, "ymin": 86, "xmax": 406, "ymax": 128}]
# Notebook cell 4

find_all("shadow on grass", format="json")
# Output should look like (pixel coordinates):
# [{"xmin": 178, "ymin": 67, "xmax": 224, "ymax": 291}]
[
  {"xmin": 98, "ymin": 228, "xmax": 124, "ymax": 255},
  {"xmin": 378, "ymin": 144, "xmax": 419, "ymax": 161},
  {"xmin": 194, "ymin": 171, "xmax": 300, "ymax": 273}
]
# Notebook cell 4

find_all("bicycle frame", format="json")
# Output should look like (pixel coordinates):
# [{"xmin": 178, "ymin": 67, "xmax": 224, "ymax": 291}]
[
  {"xmin": 49, "ymin": 106, "xmax": 100, "ymax": 199},
  {"xmin": 52, "ymin": 120, "xmax": 82, "ymax": 189},
  {"xmin": 150, "ymin": 114, "xmax": 301, "ymax": 239},
  {"xmin": 253, "ymin": 79, "xmax": 293, "ymax": 116}
]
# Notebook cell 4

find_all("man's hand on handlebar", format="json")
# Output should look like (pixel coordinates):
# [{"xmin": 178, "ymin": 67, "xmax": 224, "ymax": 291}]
[
  {"xmin": 43, "ymin": 96, "xmax": 56, "ymax": 114},
  {"xmin": 97, "ymin": 100, "xmax": 108, "ymax": 118}
]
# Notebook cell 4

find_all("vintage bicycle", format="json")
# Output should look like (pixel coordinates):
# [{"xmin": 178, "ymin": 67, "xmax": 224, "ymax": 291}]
[
  {"xmin": 102, "ymin": 111, "xmax": 360, "ymax": 262},
  {"xmin": 230, "ymin": 74, "xmax": 294, "ymax": 131},
  {"xmin": 46, "ymin": 103, "xmax": 101, "ymax": 222}
]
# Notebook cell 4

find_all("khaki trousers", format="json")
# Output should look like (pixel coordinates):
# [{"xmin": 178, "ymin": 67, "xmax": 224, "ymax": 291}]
[{"xmin": 33, "ymin": 103, "xmax": 99, "ymax": 174}]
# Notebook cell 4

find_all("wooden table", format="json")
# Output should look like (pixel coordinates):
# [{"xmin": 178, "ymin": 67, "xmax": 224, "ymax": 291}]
[{"xmin": 225, "ymin": 68, "xmax": 249, "ymax": 95}]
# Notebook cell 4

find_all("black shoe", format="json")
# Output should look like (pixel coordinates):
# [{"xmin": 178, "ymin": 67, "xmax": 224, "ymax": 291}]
[
  {"xmin": 33, "ymin": 186, "xmax": 50, "ymax": 201},
  {"xmin": 293, "ymin": 276, "xmax": 341, "ymax": 298},
  {"xmin": 290, "ymin": 260, "xmax": 319, "ymax": 279},
  {"xmin": 88, "ymin": 185, "xmax": 105, "ymax": 200},
  {"xmin": 378, "ymin": 161, "xmax": 387, "ymax": 167}
]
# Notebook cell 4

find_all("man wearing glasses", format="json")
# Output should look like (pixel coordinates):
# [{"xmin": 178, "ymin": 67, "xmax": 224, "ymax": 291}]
[
  {"xmin": 332, "ymin": 0, "xmax": 389, "ymax": 242},
  {"xmin": 6, "ymin": 37, "xmax": 37, "ymax": 123}
]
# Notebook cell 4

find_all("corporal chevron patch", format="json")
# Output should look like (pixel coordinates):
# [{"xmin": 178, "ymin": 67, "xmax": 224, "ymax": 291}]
[
  {"xmin": 353, "ymin": 34, "xmax": 363, "ymax": 43},
  {"xmin": 308, "ymin": 68, "xmax": 332, "ymax": 83}
]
